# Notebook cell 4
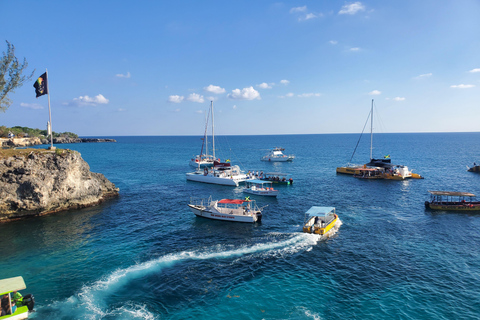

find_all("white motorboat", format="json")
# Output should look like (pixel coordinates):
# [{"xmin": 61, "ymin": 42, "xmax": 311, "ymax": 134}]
[
  {"xmin": 188, "ymin": 197, "xmax": 263, "ymax": 223},
  {"xmin": 261, "ymin": 147, "xmax": 295, "ymax": 162},
  {"xmin": 186, "ymin": 101, "xmax": 250, "ymax": 186},
  {"xmin": 186, "ymin": 161, "xmax": 250, "ymax": 186},
  {"xmin": 243, "ymin": 179, "xmax": 279, "ymax": 197}
]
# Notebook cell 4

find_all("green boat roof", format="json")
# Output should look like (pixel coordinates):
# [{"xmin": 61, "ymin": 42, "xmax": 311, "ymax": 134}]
[{"xmin": 0, "ymin": 276, "xmax": 26, "ymax": 295}]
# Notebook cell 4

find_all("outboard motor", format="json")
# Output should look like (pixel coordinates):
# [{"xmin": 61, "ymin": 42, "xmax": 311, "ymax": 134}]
[{"xmin": 22, "ymin": 293, "xmax": 35, "ymax": 311}]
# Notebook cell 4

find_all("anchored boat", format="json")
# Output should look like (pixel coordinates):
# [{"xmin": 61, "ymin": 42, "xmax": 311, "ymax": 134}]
[
  {"xmin": 188, "ymin": 197, "xmax": 263, "ymax": 223},
  {"xmin": 243, "ymin": 179, "xmax": 279, "ymax": 197},
  {"xmin": 259, "ymin": 172, "xmax": 293, "ymax": 185},
  {"xmin": 0, "ymin": 276, "xmax": 35, "ymax": 320},
  {"xmin": 302, "ymin": 207, "xmax": 339, "ymax": 235},
  {"xmin": 425, "ymin": 191, "xmax": 480, "ymax": 211},
  {"xmin": 261, "ymin": 147, "xmax": 295, "ymax": 162}
]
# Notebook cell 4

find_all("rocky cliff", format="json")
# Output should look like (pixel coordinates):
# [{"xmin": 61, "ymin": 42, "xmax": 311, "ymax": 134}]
[
  {"xmin": 0, "ymin": 137, "xmax": 116, "ymax": 148},
  {"xmin": 0, "ymin": 149, "xmax": 119, "ymax": 221}
]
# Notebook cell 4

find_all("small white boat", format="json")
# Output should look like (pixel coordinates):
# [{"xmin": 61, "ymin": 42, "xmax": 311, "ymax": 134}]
[
  {"xmin": 261, "ymin": 147, "xmax": 295, "ymax": 162},
  {"xmin": 186, "ymin": 162, "xmax": 250, "ymax": 186},
  {"xmin": 0, "ymin": 276, "xmax": 35, "ymax": 320},
  {"xmin": 188, "ymin": 197, "xmax": 263, "ymax": 223},
  {"xmin": 243, "ymin": 179, "xmax": 279, "ymax": 197}
]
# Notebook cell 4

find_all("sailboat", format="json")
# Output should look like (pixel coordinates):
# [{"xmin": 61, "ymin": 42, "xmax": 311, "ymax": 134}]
[
  {"xmin": 336, "ymin": 100, "xmax": 423, "ymax": 180},
  {"xmin": 186, "ymin": 101, "xmax": 250, "ymax": 186},
  {"xmin": 189, "ymin": 105, "xmax": 216, "ymax": 168}
]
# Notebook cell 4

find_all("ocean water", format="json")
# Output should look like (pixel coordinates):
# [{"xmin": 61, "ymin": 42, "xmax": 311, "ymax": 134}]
[{"xmin": 2, "ymin": 133, "xmax": 480, "ymax": 319}]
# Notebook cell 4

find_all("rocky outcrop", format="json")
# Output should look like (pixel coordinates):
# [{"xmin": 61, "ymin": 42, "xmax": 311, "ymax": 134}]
[{"xmin": 0, "ymin": 150, "xmax": 119, "ymax": 221}]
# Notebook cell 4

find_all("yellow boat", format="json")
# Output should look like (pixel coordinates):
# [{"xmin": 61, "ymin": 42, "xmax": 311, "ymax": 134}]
[
  {"xmin": 336, "ymin": 165, "xmax": 364, "ymax": 175},
  {"xmin": 302, "ymin": 206, "xmax": 339, "ymax": 235},
  {"xmin": 425, "ymin": 191, "xmax": 480, "ymax": 211}
]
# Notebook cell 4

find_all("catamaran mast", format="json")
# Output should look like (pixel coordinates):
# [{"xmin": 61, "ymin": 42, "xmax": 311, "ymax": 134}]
[
  {"xmin": 211, "ymin": 101, "xmax": 215, "ymax": 159},
  {"xmin": 370, "ymin": 99, "xmax": 374, "ymax": 160}
]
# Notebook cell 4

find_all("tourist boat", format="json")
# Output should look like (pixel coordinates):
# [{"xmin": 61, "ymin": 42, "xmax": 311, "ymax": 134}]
[
  {"xmin": 467, "ymin": 163, "xmax": 480, "ymax": 172},
  {"xmin": 259, "ymin": 172, "xmax": 293, "ymax": 185},
  {"xmin": 261, "ymin": 147, "xmax": 295, "ymax": 162},
  {"xmin": 188, "ymin": 197, "xmax": 263, "ymax": 223},
  {"xmin": 0, "ymin": 276, "xmax": 35, "ymax": 320},
  {"xmin": 425, "ymin": 191, "xmax": 480, "ymax": 211},
  {"xmin": 186, "ymin": 102, "xmax": 250, "ymax": 186},
  {"xmin": 336, "ymin": 99, "xmax": 423, "ymax": 179},
  {"xmin": 302, "ymin": 206, "xmax": 339, "ymax": 235},
  {"xmin": 189, "ymin": 101, "xmax": 216, "ymax": 168},
  {"xmin": 243, "ymin": 179, "xmax": 279, "ymax": 197}
]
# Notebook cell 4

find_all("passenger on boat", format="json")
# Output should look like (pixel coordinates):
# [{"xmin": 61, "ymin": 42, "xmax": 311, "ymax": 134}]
[{"xmin": 12, "ymin": 291, "xmax": 22, "ymax": 307}]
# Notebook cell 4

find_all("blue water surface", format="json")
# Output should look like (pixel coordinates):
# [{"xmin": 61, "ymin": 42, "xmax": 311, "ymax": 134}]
[{"xmin": 2, "ymin": 133, "xmax": 480, "ymax": 319}]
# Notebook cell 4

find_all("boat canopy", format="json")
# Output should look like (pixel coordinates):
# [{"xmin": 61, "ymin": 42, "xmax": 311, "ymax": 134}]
[
  {"xmin": 247, "ymin": 179, "xmax": 272, "ymax": 184},
  {"xmin": 428, "ymin": 191, "xmax": 475, "ymax": 197},
  {"xmin": 306, "ymin": 206, "xmax": 335, "ymax": 217},
  {"xmin": 218, "ymin": 199, "xmax": 248, "ymax": 204},
  {"xmin": 0, "ymin": 276, "xmax": 26, "ymax": 295},
  {"xmin": 265, "ymin": 172, "xmax": 290, "ymax": 176}
]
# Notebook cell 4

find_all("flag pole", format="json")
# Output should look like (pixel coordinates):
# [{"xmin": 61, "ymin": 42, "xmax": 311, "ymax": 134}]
[{"xmin": 46, "ymin": 68, "xmax": 55, "ymax": 150}]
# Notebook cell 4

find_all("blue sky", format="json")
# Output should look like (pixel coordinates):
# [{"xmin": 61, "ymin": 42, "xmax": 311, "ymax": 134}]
[{"xmin": 2, "ymin": 0, "xmax": 480, "ymax": 136}]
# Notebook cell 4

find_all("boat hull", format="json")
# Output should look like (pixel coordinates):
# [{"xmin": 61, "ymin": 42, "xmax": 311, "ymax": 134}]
[
  {"xmin": 186, "ymin": 172, "xmax": 244, "ymax": 186},
  {"xmin": 336, "ymin": 166, "xmax": 363, "ymax": 175},
  {"xmin": 188, "ymin": 204, "xmax": 261, "ymax": 223},
  {"xmin": 303, "ymin": 215, "xmax": 338, "ymax": 235},
  {"xmin": 1, "ymin": 306, "xmax": 29, "ymax": 320},
  {"xmin": 261, "ymin": 157, "xmax": 294, "ymax": 162},
  {"xmin": 468, "ymin": 166, "xmax": 480, "ymax": 172},
  {"xmin": 425, "ymin": 202, "xmax": 480, "ymax": 211},
  {"xmin": 243, "ymin": 189, "xmax": 278, "ymax": 197}
]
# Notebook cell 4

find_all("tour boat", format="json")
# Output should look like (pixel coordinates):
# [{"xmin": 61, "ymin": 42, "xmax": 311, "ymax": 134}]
[
  {"xmin": 425, "ymin": 191, "xmax": 480, "ymax": 211},
  {"xmin": 243, "ymin": 179, "xmax": 279, "ymax": 197},
  {"xmin": 259, "ymin": 172, "xmax": 293, "ymax": 185},
  {"xmin": 189, "ymin": 102, "xmax": 216, "ymax": 167},
  {"xmin": 186, "ymin": 102, "xmax": 250, "ymax": 186},
  {"xmin": 188, "ymin": 197, "xmax": 263, "ymax": 223},
  {"xmin": 302, "ymin": 206, "xmax": 339, "ymax": 235},
  {"xmin": 337, "ymin": 99, "xmax": 423, "ymax": 179},
  {"xmin": 261, "ymin": 147, "xmax": 295, "ymax": 162},
  {"xmin": 0, "ymin": 276, "xmax": 35, "ymax": 320},
  {"xmin": 186, "ymin": 161, "xmax": 250, "ymax": 186}
]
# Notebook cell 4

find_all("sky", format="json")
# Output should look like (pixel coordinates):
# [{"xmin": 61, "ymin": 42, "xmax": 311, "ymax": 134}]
[{"xmin": 1, "ymin": 0, "xmax": 480, "ymax": 136}]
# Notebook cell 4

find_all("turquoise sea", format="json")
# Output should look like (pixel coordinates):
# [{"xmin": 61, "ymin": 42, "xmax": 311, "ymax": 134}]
[{"xmin": 2, "ymin": 133, "xmax": 480, "ymax": 319}]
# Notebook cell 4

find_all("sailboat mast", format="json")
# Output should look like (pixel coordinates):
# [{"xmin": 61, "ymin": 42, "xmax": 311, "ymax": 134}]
[
  {"xmin": 204, "ymin": 110, "xmax": 208, "ymax": 157},
  {"xmin": 370, "ymin": 99, "xmax": 374, "ymax": 160},
  {"xmin": 211, "ymin": 101, "xmax": 215, "ymax": 159}
]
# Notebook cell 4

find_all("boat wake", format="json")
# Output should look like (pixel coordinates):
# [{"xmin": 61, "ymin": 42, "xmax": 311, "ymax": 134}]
[{"xmin": 35, "ymin": 232, "xmax": 327, "ymax": 319}]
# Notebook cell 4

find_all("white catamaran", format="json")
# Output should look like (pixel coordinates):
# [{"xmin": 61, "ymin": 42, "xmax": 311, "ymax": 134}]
[{"xmin": 186, "ymin": 101, "xmax": 250, "ymax": 186}]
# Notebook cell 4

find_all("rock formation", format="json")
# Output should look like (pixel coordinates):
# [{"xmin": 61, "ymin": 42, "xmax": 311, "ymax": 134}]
[
  {"xmin": 0, "ymin": 149, "xmax": 119, "ymax": 221},
  {"xmin": 0, "ymin": 137, "xmax": 116, "ymax": 148}
]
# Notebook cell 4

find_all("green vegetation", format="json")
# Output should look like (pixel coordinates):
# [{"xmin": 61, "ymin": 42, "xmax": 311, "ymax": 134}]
[
  {"xmin": 0, "ymin": 125, "xmax": 78, "ymax": 139},
  {"xmin": 0, "ymin": 41, "xmax": 35, "ymax": 112}
]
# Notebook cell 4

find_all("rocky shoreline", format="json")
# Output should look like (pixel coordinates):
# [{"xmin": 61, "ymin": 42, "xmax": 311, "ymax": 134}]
[
  {"xmin": 0, "ymin": 137, "xmax": 116, "ymax": 148},
  {"xmin": 0, "ymin": 149, "xmax": 119, "ymax": 222}
]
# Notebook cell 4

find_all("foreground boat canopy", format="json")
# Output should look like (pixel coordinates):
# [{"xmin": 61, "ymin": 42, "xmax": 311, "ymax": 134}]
[
  {"xmin": 306, "ymin": 206, "xmax": 336, "ymax": 216},
  {"xmin": 0, "ymin": 276, "xmax": 26, "ymax": 295},
  {"xmin": 428, "ymin": 191, "xmax": 475, "ymax": 197},
  {"xmin": 218, "ymin": 199, "xmax": 249, "ymax": 204}
]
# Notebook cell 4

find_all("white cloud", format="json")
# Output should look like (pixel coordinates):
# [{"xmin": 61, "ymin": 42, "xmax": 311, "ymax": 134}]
[
  {"xmin": 450, "ymin": 84, "xmax": 475, "ymax": 89},
  {"xmin": 195, "ymin": 110, "xmax": 203, "ymax": 114},
  {"xmin": 168, "ymin": 95, "xmax": 184, "ymax": 103},
  {"xmin": 393, "ymin": 97, "xmax": 405, "ymax": 101},
  {"xmin": 414, "ymin": 73, "xmax": 432, "ymax": 79},
  {"xmin": 233, "ymin": 105, "xmax": 237, "ymax": 109},
  {"xmin": 227, "ymin": 87, "xmax": 261, "ymax": 100},
  {"xmin": 116, "ymin": 72, "xmax": 131, "ymax": 78},
  {"xmin": 298, "ymin": 93, "xmax": 321, "ymax": 98},
  {"xmin": 290, "ymin": 6, "xmax": 307, "ymax": 13},
  {"xmin": 174, "ymin": 108, "xmax": 180, "ymax": 112},
  {"xmin": 339, "ymin": 2, "xmax": 365, "ymax": 15},
  {"xmin": 469, "ymin": 68, "xmax": 480, "ymax": 73},
  {"xmin": 280, "ymin": 79, "xmax": 290, "ymax": 85},
  {"xmin": 71, "ymin": 94, "xmax": 109, "ymax": 106},
  {"xmin": 257, "ymin": 82, "xmax": 272, "ymax": 89},
  {"xmin": 303, "ymin": 13, "xmax": 318, "ymax": 20},
  {"xmin": 117, "ymin": 108, "xmax": 126, "ymax": 112},
  {"xmin": 329, "ymin": 40, "xmax": 338, "ymax": 45},
  {"xmin": 204, "ymin": 85, "xmax": 226, "ymax": 94},
  {"xmin": 187, "ymin": 93, "xmax": 205, "ymax": 103},
  {"xmin": 20, "ymin": 102, "xmax": 43, "ymax": 110},
  {"xmin": 369, "ymin": 90, "xmax": 381, "ymax": 95},
  {"xmin": 279, "ymin": 92, "xmax": 295, "ymax": 98},
  {"xmin": 349, "ymin": 47, "xmax": 361, "ymax": 52}
]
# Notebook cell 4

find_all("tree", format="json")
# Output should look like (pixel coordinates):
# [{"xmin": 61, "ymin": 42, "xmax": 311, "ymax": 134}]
[{"xmin": 0, "ymin": 41, "xmax": 34, "ymax": 112}]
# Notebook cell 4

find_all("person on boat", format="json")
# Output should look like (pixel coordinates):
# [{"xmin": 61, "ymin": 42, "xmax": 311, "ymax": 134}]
[
  {"xmin": 1, "ymin": 294, "xmax": 8, "ymax": 315},
  {"xmin": 12, "ymin": 291, "xmax": 22, "ymax": 307}
]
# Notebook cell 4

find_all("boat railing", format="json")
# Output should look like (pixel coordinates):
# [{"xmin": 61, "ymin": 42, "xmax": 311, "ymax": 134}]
[{"xmin": 189, "ymin": 196, "xmax": 213, "ymax": 208}]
